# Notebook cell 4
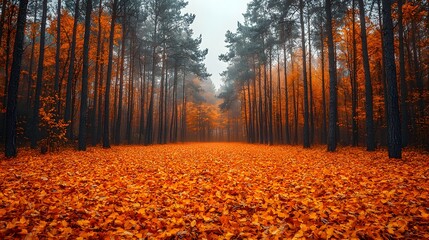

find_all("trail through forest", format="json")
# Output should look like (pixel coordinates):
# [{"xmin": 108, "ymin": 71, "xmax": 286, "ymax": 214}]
[{"xmin": 1, "ymin": 143, "xmax": 429, "ymax": 239}]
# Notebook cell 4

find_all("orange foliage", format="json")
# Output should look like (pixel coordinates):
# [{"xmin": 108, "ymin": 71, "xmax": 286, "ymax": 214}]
[{"xmin": 1, "ymin": 143, "xmax": 428, "ymax": 239}]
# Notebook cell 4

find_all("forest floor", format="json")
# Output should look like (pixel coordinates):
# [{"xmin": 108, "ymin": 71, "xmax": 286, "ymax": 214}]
[{"xmin": 1, "ymin": 143, "xmax": 429, "ymax": 239}]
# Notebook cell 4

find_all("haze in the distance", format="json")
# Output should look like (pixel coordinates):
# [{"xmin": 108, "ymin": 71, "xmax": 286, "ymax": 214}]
[{"xmin": 185, "ymin": 0, "xmax": 249, "ymax": 90}]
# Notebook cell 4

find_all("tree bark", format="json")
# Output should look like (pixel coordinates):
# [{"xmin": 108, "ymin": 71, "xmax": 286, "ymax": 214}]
[
  {"xmin": 300, "ymin": 0, "xmax": 310, "ymax": 148},
  {"xmin": 326, "ymin": 0, "xmax": 338, "ymax": 152},
  {"xmin": 5, "ymin": 0, "xmax": 29, "ymax": 158},
  {"xmin": 115, "ymin": 23, "xmax": 126, "ymax": 145},
  {"xmin": 92, "ymin": 0, "xmax": 103, "ymax": 146},
  {"xmin": 351, "ymin": 0, "xmax": 358, "ymax": 146},
  {"xmin": 357, "ymin": 0, "xmax": 375, "ymax": 151},
  {"xmin": 64, "ymin": 0, "xmax": 80, "ymax": 140},
  {"xmin": 54, "ymin": 0, "xmax": 61, "ymax": 114},
  {"xmin": 381, "ymin": 0, "xmax": 402, "ymax": 158},
  {"xmin": 78, "ymin": 0, "xmax": 92, "ymax": 151},
  {"xmin": 103, "ymin": 0, "xmax": 118, "ymax": 148},
  {"xmin": 397, "ymin": 0, "xmax": 409, "ymax": 147}
]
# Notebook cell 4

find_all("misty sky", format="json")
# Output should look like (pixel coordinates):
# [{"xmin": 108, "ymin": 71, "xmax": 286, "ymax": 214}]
[{"xmin": 184, "ymin": 0, "xmax": 250, "ymax": 90}]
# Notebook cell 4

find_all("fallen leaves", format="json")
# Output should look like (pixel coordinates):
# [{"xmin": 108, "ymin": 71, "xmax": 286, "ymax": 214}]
[{"xmin": 0, "ymin": 143, "xmax": 429, "ymax": 239}]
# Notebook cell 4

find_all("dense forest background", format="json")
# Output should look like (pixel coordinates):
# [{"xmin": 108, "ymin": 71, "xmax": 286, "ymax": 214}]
[
  {"xmin": 1, "ymin": 0, "xmax": 428, "ymax": 158},
  {"xmin": 219, "ymin": 0, "xmax": 429, "ymax": 157}
]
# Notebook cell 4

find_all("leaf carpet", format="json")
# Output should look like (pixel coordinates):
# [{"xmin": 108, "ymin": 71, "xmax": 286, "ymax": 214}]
[{"xmin": 1, "ymin": 143, "xmax": 429, "ymax": 239}]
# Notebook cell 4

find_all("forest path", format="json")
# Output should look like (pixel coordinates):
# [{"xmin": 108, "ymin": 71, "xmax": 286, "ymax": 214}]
[{"xmin": 1, "ymin": 143, "xmax": 429, "ymax": 238}]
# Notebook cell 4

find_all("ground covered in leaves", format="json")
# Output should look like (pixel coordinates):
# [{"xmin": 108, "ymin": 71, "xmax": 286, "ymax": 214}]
[{"xmin": 1, "ymin": 143, "xmax": 429, "ymax": 239}]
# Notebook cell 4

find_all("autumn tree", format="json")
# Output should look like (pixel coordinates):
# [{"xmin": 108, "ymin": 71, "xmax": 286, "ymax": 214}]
[
  {"xmin": 78, "ymin": 0, "xmax": 92, "ymax": 151},
  {"xmin": 4, "ymin": 0, "xmax": 29, "ymax": 157},
  {"xmin": 381, "ymin": 0, "xmax": 402, "ymax": 158}
]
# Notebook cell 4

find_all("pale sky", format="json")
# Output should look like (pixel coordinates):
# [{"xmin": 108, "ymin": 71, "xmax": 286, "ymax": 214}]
[{"xmin": 184, "ymin": 0, "xmax": 250, "ymax": 90}]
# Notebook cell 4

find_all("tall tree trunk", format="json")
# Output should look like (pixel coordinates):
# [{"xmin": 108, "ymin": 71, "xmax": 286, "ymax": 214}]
[
  {"xmin": 139, "ymin": 56, "xmax": 146, "ymax": 143},
  {"xmin": 65, "ymin": 0, "xmax": 80, "ymax": 140},
  {"xmin": 381, "ymin": 0, "xmax": 402, "ymax": 158},
  {"xmin": 26, "ymin": 0, "xmax": 38, "ymax": 109},
  {"xmin": 307, "ymin": 6, "xmax": 314, "ymax": 145},
  {"xmin": 277, "ymin": 52, "xmax": 283, "ymax": 144},
  {"xmin": 112, "ymin": 48, "xmax": 121, "ymax": 142},
  {"xmin": 252, "ymin": 59, "xmax": 258, "ymax": 142},
  {"xmin": 181, "ymin": 70, "xmax": 186, "ymax": 142},
  {"xmin": 326, "ymin": 0, "xmax": 338, "ymax": 152},
  {"xmin": 1, "ymin": 5, "xmax": 14, "ymax": 142},
  {"xmin": 268, "ymin": 48, "xmax": 274, "ymax": 145},
  {"xmin": 351, "ymin": 0, "xmax": 358, "ymax": 146},
  {"xmin": 258, "ymin": 64, "xmax": 264, "ymax": 144},
  {"xmin": 158, "ymin": 47, "xmax": 166, "ymax": 144},
  {"xmin": 103, "ymin": 0, "xmax": 118, "ymax": 148},
  {"xmin": 247, "ymin": 77, "xmax": 254, "ymax": 143},
  {"xmin": 411, "ymin": 18, "xmax": 424, "ymax": 119},
  {"xmin": 397, "ymin": 0, "xmax": 408, "ymax": 147},
  {"xmin": 97, "ymin": 47, "xmax": 104, "ymax": 143},
  {"xmin": 283, "ymin": 43, "xmax": 290, "ymax": 144},
  {"xmin": 127, "ymin": 34, "xmax": 135, "ymax": 144},
  {"xmin": 300, "ymin": 0, "xmax": 310, "ymax": 148},
  {"xmin": 320, "ymin": 24, "xmax": 327, "ymax": 144},
  {"xmin": 115, "ymin": 24, "xmax": 126, "ymax": 145},
  {"xmin": 92, "ymin": 0, "xmax": 103, "ymax": 146},
  {"xmin": 5, "ymin": 0, "xmax": 29, "ymax": 158},
  {"xmin": 78, "ymin": 0, "xmax": 92, "ymax": 151},
  {"xmin": 358, "ymin": 0, "xmax": 375, "ymax": 151},
  {"xmin": 54, "ymin": 0, "xmax": 61, "ymax": 114},
  {"xmin": 31, "ymin": 0, "xmax": 48, "ymax": 149},
  {"xmin": 3, "ymin": 6, "xmax": 14, "ymax": 112},
  {"xmin": 145, "ymin": 10, "xmax": 158, "ymax": 145}
]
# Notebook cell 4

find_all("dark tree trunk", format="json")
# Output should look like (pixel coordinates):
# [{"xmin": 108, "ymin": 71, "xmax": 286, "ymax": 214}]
[
  {"xmin": 358, "ymin": 0, "xmax": 375, "ymax": 151},
  {"xmin": 283, "ymin": 44, "xmax": 290, "ymax": 144},
  {"xmin": 158, "ymin": 48, "xmax": 166, "ymax": 144},
  {"xmin": 411, "ymin": 19, "xmax": 424, "ymax": 120},
  {"xmin": 326, "ymin": 0, "xmax": 338, "ymax": 152},
  {"xmin": 127, "ymin": 36, "xmax": 135, "ymax": 144},
  {"xmin": 320, "ymin": 24, "xmax": 327, "ymax": 144},
  {"xmin": 78, "ymin": 0, "xmax": 92, "ymax": 151},
  {"xmin": 145, "ymin": 11, "xmax": 158, "ymax": 145},
  {"xmin": 268, "ymin": 48, "xmax": 274, "ymax": 145},
  {"xmin": 277, "ymin": 52, "xmax": 283, "ymax": 144},
  {"xmin": 26, "ymin": 0, "xmax": 38, "ymax": 109},
  {"xmin": 300, "ymin": 0, "xmax": 310, "ymax": 148},
  {"xmin": 31, "ymin": 0, "xmax": 48, "ymax": 149},
  {"xmin": 115, "ymin": 24, "xmax": 126, "ymax": 145},
  {"xmin": 381, "ymin": 0, "xmax": 402, "ymax": 158},
  {"xmin": 139, "ymin": 56, "xmax": 146, "ymax": 143},
  {"xmin": 397, "ymin": 0, "xmax": 409, "ymax": 147},
  {"xmin": 5, "ymin": 0, "xmax": 29, "ymax": 158},
  {"xmin": 258, "ymin": 65, "xmax": 263, "ymax": 144},
  {"xmin": 97, "ymin": 49, "xmax": 104, "ymax": 143},
  {"xmin": 351, "ymin": 0, "xmax": 358, "ymax": 146},
  {"xmin": 103, "ymin": 0, "xmax": 118, "ymax": 148},
  {"xmin": 307, "ymin": 6, "xmax": 314, "ymax": 145},
  {"xmin": 92, "ymin": 0, "xmax": 103, "ymax": 146},
  {"xmin": 64, "ymin": 0, "xmax": 80, "ymax": 140},
  {"xmin": 54, "ymin": 0, "xmax": 61, "ymax": 114}
]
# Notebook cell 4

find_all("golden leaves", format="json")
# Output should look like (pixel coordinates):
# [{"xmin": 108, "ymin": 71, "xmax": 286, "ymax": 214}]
[{"xmin": 0, "ymin": 143, "xmax": 428, "ymax": 239}]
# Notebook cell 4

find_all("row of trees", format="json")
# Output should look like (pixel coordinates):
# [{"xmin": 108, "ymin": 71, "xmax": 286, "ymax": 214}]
[
  {"xmin": 219, "ymin": 0, "xmax": 428, "ymax": 158},
  {"xmin": 1, "ymin": 0, "xmax": 228, "ymax": 157}
]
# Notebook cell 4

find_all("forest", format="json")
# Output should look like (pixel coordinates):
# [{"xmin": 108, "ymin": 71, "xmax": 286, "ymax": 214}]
[
  {"xmin": 0, "ymin": 0, "xmax": 428, "ymax": 157},
  {"xmin": 0, "ymin": 0, "xmax": 429, "ymax": 238}
]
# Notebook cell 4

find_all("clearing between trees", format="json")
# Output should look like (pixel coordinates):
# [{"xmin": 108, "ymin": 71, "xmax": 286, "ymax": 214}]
[{"xmin": 1, "ymin": 143, "xmax": 428, "ymax": 239}]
